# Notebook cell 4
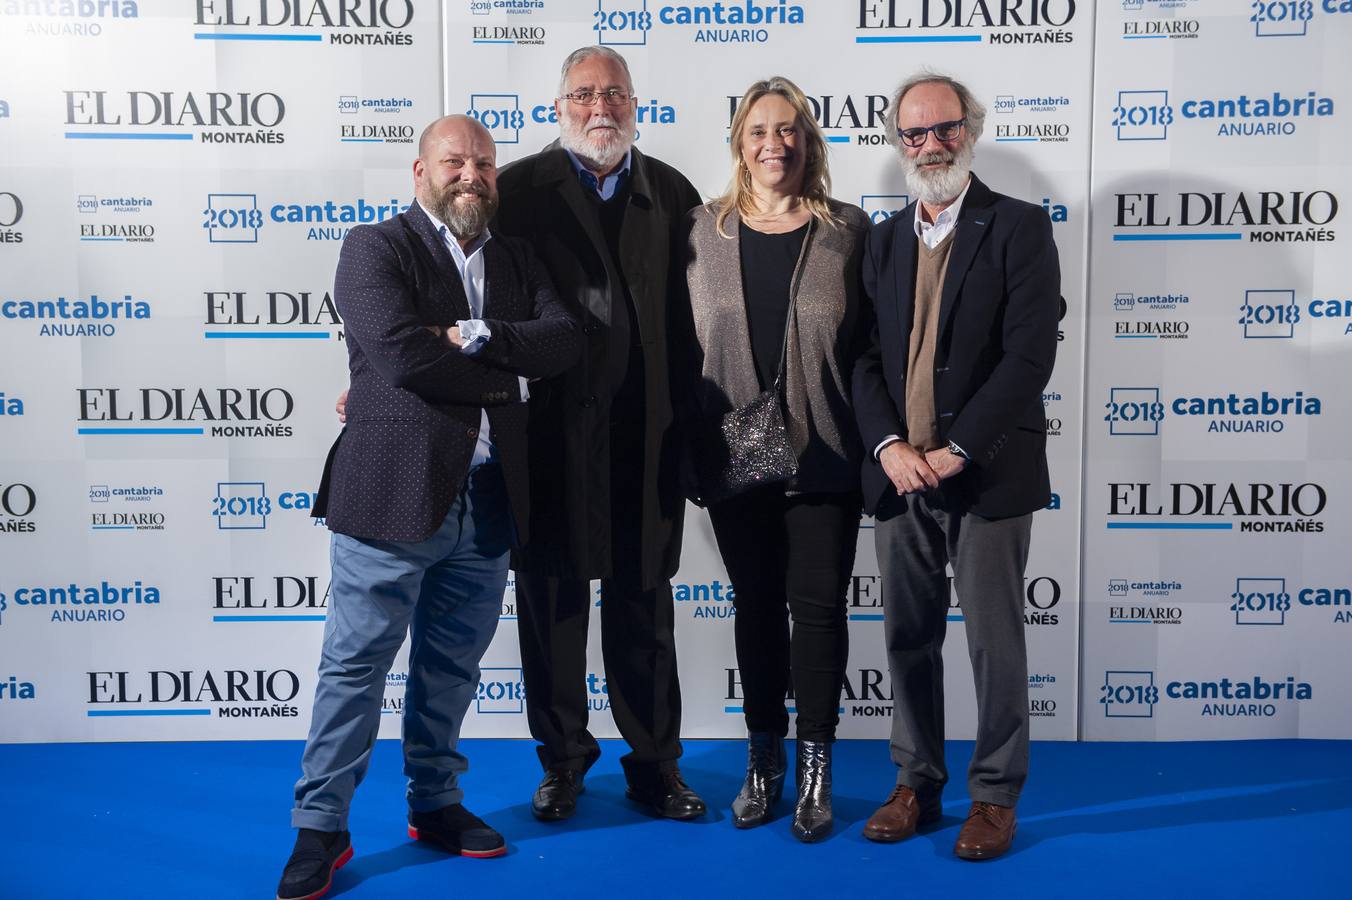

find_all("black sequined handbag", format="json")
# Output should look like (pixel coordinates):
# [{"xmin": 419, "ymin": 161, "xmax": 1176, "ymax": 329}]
[
  {"xmin": 695, "ymin": 221, "xmax": 814, "ymax": 504},
  {"xmin": 696, "ymin": 387, "xmax": 798, "ymax": 503}
]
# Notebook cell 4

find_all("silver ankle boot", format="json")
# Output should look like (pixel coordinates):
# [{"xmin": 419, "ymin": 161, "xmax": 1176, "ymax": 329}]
[
  {"xmin": 791, "ymin": 740, "xmax": 833, "ymax": 842},
  {"xmin": 731, "ymin": 731, "xmax": 786, "ymax": 828}
]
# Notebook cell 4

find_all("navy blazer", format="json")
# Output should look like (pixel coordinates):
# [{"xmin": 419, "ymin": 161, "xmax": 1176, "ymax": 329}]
[
  {"xmin": 314, "ymin": 201, "xmax": 581, "ymax": 543},
  {"xmin": 851, "ymin": 174, "xmax": 1060, "ymax": 519}
]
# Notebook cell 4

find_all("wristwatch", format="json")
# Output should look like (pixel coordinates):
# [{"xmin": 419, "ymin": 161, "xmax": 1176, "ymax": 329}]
[{"xmin": 947, "ymin": 440, "xmax": 970, "ymax": 460}]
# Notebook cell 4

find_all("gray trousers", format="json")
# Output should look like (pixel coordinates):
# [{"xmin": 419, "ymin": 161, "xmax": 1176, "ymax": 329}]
[
  {"xmin": 291, "ymin": 464, "xmax": 511, "ymax": 832},
  {"xmin": 875, "ymin": 490, "xmax": 1032, "ymax": 807}
]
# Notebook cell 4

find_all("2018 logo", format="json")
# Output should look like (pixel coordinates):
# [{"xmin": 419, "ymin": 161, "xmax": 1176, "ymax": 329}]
[
  {"xmin": 1113, "ymin": 90, "xmax": 1172, "ymax": 140},
  {"xmin": 205, "ymin": 194, "xmax": 263, "ymax": 243},
  {"xmin": 214, "ymin": 482, "xmax": 271, "ymax": 529},
  {"xmin": 468, "ymin": 93, "xmax": 524, "ymax": 143},
  {"xmin": 1101, "ymin": 670, "xmax": 1158, "ymax": 717},
  {"xmin": 476, "ymin": 667, "xmax": 525, "ymax": 713}
]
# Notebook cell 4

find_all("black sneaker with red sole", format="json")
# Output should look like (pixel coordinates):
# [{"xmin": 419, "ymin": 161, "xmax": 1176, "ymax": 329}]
[
  {"xmin": 276, "ymin": 828, "xmax": 353, "ymax": 900},
  {"xmin": 408, "ymin": 803, "xmax": 506, "ymax": 858}
]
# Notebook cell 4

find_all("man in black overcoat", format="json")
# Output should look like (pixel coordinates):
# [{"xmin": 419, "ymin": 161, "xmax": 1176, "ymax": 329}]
[{"xmin": 493, "ymin": 45, "xmax": 705, "ymax": 821}]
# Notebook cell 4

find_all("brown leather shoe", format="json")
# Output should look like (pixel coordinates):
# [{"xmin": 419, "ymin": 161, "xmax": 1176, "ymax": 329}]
[
  {"xmin": 861, "ymin": 784, "xmax": 942, "ymax": 843},
  {"xmin": 953, "ymin": 802, "xmax": 1016, "ymax": 860}
]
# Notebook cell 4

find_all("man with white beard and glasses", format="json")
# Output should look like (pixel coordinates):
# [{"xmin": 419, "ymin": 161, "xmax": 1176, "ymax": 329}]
[
  {"xmin": 492, "ymin": 47, "xmax": 706, "ymax": 822},
  {"xmin": 850, "ymin": 73, "xmax": 1060, "ymax": 861}
]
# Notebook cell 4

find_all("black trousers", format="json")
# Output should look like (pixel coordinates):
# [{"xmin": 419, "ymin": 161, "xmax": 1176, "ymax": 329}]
[
  {"xmin": 707, "ymin": 486, "xmax": 860, "ymax": 742},
  {"xmin": 515, "ymin": 420, "xmax": 683, "ymax": 781}
]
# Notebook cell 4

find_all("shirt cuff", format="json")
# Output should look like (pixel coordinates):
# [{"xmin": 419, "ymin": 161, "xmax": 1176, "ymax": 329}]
[
  {"xmin": 456, "ymin": 319, "xmax": 491, "ymax": 355},
  {"xmin": 874, "ymin": 435, "xmax": 902, "ymax": 461},
  {"xmin": 518, "ymin": 376, "xmax": 530, "ymax": 402}
]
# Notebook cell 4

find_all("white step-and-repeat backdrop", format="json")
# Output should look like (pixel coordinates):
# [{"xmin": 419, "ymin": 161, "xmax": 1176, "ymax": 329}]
[{"xmin": 0, "ymin": 1, "xmax": 1342, "ymax": 744}]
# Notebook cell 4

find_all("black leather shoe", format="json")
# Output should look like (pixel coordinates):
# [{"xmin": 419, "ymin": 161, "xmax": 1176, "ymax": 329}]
[
  {"xmin": 731, "ymin": 732, "xmax": 787, "ymax": 828},
  {"xmin": 626, "ymin": 769, "xmax": 707, "ymax": 820},
  {"xmin": 276, "ymin": 828, "xmax": 352, "ymax": 900},
  {"xmin": 408, "ymin": 803, "xmax": 506, "ymax": 858},
  {"xmin": 532, "ymin": 769, "xmax": 585, "ymax": 821},
  {"xmin": 791, "ymin": 740, "xmax": 833, "ymax": 843}
]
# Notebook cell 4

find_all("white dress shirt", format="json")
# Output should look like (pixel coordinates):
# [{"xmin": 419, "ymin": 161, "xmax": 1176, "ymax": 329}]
[
  {"xmin": 423, "ymin": 209, "xmax": 528, "ymax": 467},
  {"xmin": 875, "ymin": 177, "xmax": 975, "ymax": 461}
]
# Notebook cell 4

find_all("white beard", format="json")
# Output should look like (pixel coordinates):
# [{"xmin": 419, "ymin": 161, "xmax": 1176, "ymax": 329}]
[
  {"xmin": 559, "ymin": 114, "xmax": 635, "ymax": 174},
  {"xmin": 901, "ymin": 138, "xmax": 975, "ymax": 206}
]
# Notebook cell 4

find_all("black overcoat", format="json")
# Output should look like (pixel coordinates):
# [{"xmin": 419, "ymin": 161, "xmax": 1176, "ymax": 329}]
[{"xmin": 495, "ymin": 145, "xmax": 701, "ymax": 589}]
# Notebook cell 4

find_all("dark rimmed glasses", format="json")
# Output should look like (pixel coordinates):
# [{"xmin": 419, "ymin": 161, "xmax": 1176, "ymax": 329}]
[{"xmin": 897, "ymin": 118, "xmax": 966, "ymax": 147}]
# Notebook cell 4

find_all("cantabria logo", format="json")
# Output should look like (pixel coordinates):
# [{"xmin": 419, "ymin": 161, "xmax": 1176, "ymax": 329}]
[
  {"xmin": 204, "ymin": 289, "xmax": 344, "ymax": 341},
  {"xmin": 268, "ymin": 197, "xmax": 409, "ymax": 241},
  {"xmin": 2, "ymin": 294, "xmax": 149, "ymax": 338},
  {"xmin": 1102, "ymin": 670, "xmax": 1314, "ymax": 718},
  {"xmin": 856, "ymin": 0, "xmax": 1077, "ymax": 44},
  {"xmin": 1108, "ymin": 481, "xmax": 1327, "ymax": 533},
  {"xmin": 64, "ymin": 89, "xmax": 287, "ymax": 144},
  {"xmin": 87, "ymin": 668, "xmax": 302, "ymax": 718},
  {"xmin": 673, "ymin": 579, "xmax": 735, "ymax": 620},
  {"xmin": 470, "ymin": 0, "xmax": 546, "ymax": 14},
  {"xmin": 6, "ymin": 0, "xmax": 138, "ymax": 39},
  {"xmin": 4, "ymin": 580, "xmax": 160, "ymax": 624},
  {"xmin": 1114, "ymin": 189, "xmax": 1338, "ymax": 243},
  {"xmin": 1104, "ymin": 387, "xmax": 1320, "ymax": 435},
  {"xmin": 1112, "ymin": 88, "xmax": 1333, "ymax": 140},
  {"xmin": 593, "ymin": 0, "xmax": 804, "ymax": 46},
  {"xmin": 193, "ymin": 0, "xmax": 415, "ymax": 46},
  {"xmin": 76, "ymin": 386, "xmax": 295, "ymax": 439}
]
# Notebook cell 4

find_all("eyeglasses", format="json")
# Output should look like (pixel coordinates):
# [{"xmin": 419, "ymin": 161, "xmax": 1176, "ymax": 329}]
[
  {"xmin": 896, "ymin": 118, "xmax": 966, "ymax": 147},
  {"xmin": 562, "ymin": 89, "xmax": 633, "ymax": 107}
]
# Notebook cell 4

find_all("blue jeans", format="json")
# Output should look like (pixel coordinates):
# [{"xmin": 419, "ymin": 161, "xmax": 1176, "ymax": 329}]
[{"xmin": 291, "ymin": 464, "xmax": 511, "ymax": 832}]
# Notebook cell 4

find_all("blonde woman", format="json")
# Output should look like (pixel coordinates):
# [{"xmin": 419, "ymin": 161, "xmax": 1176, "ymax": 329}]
[{"xmin": 678, "ymin": 77, "xmax": 869, "ymax": 842}]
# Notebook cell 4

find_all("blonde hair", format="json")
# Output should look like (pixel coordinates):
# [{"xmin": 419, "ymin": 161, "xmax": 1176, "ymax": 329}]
[{"xmin": 716, "ymin": 76, "xmax": 837, "ymax": 238}]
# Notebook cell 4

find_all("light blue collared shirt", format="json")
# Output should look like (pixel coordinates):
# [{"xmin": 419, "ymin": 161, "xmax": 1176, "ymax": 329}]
[{"xmin": 564, "ymin": 148, "xmax": 632, "ymax": 201}]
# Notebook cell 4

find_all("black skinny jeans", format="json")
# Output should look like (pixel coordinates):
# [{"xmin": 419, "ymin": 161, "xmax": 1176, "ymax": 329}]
[{"xmin": 707, "ymin": 486, "xmax": 860, "ymax": 742}]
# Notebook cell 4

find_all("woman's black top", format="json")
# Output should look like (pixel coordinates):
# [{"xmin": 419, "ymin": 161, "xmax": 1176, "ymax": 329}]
[{"xmin": 738, "ymin": 220, "xmax": 808, "ymax": 390}]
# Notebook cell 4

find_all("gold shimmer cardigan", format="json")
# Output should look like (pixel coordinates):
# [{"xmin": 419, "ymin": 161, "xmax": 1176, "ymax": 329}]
[{"xmin": 679, "ymin": 199, "xmax": 870, "ymax": 496}]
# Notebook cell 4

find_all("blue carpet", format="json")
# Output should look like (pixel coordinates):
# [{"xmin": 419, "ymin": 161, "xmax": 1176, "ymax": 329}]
[{"xmin": 0, "ymin": 738, "xmax": 1344, "ymax": 898}]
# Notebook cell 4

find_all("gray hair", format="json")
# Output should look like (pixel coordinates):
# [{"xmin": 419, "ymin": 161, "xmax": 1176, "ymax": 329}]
[
  {"xmin": 883, "ymin": 72, "xmax": 986, "ymax": 149},
  {"xmin": 557, "ymin": 45, "xmax": 635, "ymax": 97}
]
